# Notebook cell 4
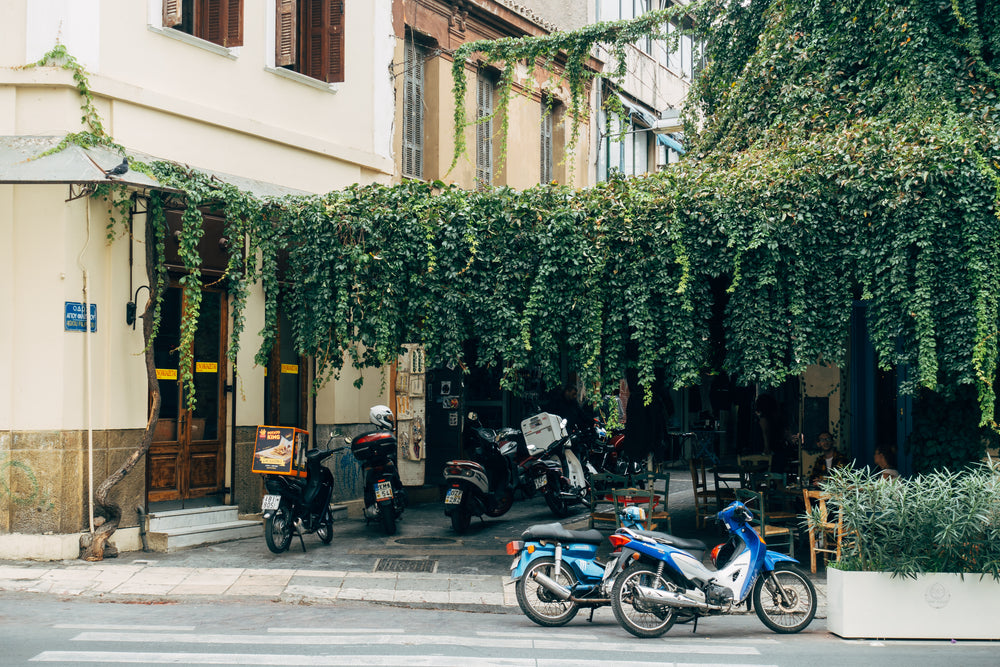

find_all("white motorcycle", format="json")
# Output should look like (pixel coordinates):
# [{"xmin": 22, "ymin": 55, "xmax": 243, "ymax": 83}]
[{"xmin": 522, "ymin": 413, "xmax": 598, "ymax": 518}]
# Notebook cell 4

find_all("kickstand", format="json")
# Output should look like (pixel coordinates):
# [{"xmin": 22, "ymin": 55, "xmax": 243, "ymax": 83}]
[
  {"xmin": 587, "ymin": 608, "xmax": 596, "ymax": 623},
  {"xmin": 294, "ymin": 524, "xmax": 307, "ymax": 552},
  {"xmin": 691, "ymin": 616, "xmax": 698, "ymax": 634}
]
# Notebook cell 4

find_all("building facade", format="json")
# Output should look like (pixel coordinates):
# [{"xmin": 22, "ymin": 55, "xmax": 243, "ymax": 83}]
[{"xmin": 0, "ymin": 0, "xmax": 397, "ymax": 557}]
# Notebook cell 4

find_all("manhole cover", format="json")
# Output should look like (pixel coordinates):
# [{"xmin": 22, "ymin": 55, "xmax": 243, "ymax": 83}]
[
  {"xmin": 374, "ymin": 558, "xmax": 438, "ymax": 573},
  {"xmin": 393, "ymin": 537, "xmax": 458, "ymax": 546}
]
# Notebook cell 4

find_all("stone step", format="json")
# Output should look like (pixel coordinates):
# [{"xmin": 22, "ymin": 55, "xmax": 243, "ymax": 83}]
[
  {"xmin": 147, "ymin": 519, "xmax": 262, "ymax": 552},
  {"xmin": 147, "ymin": 505, "xmax": 240, "ymax": 532}
]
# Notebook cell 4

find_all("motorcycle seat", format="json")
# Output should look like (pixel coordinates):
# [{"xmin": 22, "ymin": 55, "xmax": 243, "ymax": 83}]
[
  {"xmin": 632, "ymin": 529, "xmax": 708, "ymax": 552},
  {"xmin": 520, "ymin": 523, "xmax": 605, "ymax": 545}
]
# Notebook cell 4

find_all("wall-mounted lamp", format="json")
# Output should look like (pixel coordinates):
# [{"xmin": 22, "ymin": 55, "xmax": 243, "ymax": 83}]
[{"xmin": 126, "ymin": 285, "xmax": 151, "ymax": 329}]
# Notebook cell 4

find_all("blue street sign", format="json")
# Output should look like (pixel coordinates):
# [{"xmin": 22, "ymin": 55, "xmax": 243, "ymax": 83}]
[{"xmin": 65, "ymin": 302, "xmax": 97, "ymax": 332}]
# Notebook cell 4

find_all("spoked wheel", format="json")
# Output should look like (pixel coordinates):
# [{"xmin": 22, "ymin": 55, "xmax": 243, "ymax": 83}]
[
  {"xmin": 450, "ymin": 507, "xmax": 472, "ymax": 534},
  {"xmin": 264, "ymin": 507, "xmax": 293, "ymax": 554},
  {"xmin": 611, "ymin": 562, "xmax": 678, "ymax": 638},
  {"xmin": 515, "ymin": 557, "xmax": 580, "ymax": 627},
  {"xmin": 379, "ymin": 505, "xmax": 397, "ymax": 536},
  {"xmin": 316, "ymin": 507, "xmax": 334, "ymax": 544},
  {"xmin": 752, "ymin": 564, "xmax": 817, "ymax": 634}
]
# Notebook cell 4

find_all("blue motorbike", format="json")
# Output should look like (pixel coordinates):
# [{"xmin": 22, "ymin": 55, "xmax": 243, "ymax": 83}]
[
  {"xmin": 507, "ymin": 507, "xmax": 706, "ymax": 627},
  {"xmin": 610, "ymin": 500, "xmax": 817, "ymax": 638}
]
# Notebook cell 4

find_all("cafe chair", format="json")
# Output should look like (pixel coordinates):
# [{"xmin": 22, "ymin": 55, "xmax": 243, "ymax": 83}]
[
  {"xmin": 637, "ymin": 470, "xmax": 672, "ymax": 533},
  {"xmin": 802, "ymin": 488, "xmax": 844, "ymax": 573},
  {"xmin": 689, "ymin": 458, "xmax": 717, "ymax": 529},
  {"xmin": 735, "ymin": 489, "xmax": 795, "ymax": 557},
  {"xmin": 737, "ymin": 453, "xmax": 773, "ymax": 491},
  {"xmin": 588, "ymin": 472, "xmax": 629, "ymax": 529},
  {"xmin": 609, "ymin": 483, "xmax": 669, "ymax": 532}
]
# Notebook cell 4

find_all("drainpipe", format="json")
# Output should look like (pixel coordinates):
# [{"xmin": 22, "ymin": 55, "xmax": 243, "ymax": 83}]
[{"xmin": 78, "ymin": 198, "xmax": 95, "ymax": 535}]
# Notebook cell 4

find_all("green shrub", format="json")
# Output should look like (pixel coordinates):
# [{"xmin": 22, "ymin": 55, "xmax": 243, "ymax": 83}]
[{"xmin": 811, "ymin": 462, "xmax": 1000, "ymax": 579}]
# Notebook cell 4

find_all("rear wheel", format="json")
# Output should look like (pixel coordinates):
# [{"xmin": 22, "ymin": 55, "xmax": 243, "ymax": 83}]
[
  {"xmin": 316, "ymin": 507, "xmax": 334, "ymax": 544},
  {"xmin": 264, "ymin": 507, "xmax": 293, "ymax": 554},
  {"xmin": 485, "ymin": 488, "xmax": 514, "ymax": 517},
  {"xmin": 379, "ymin": 505, "xmax": 397, "ymax": 536},
  {"xmin": 611, "ymin": 562, "xmax": 678, "ymax": 638},
  {"xmin": 752, "ymin": 564, "xmax": 817, "ymax": 633},
  {"xmin": 544, "ymin": 477, "xmax": 571, "ymax": 518},
  {"xmin": 515, "ymin": 557, "xmax": 580, "ymax": 627},
  {"xmin": 450, "ymin": 506, "xmax": 472, "ymax": 534}
]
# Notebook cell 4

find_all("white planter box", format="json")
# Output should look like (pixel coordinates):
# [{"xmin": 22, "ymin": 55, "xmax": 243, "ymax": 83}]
[{"xmin": 827, "ymin": 568, "xmax": 1000, "ymax": 639}]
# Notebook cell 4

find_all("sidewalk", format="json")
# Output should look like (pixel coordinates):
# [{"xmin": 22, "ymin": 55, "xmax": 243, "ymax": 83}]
[{"xmin": 0, "ymin": 473, "xmax": 827, "ymax": 616}]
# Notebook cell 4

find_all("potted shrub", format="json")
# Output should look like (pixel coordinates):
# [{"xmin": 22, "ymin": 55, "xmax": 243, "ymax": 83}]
[{"xmin": 811, "ymin": 461, "xmax": 1000, "ymax": 639}]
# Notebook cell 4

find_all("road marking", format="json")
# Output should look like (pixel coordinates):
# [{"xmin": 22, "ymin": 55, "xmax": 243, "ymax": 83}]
[
  {"xmin": 31, "ymin": 652, "xmax": 775, "ymax": 667},
  {"xmin": 67, "ymin": 631, "xmax": 761, "ymax": 656},
  {"xmin": 54, "ymin": 624, "xmax": 195, "ymax": 631},
  {"xmin": 476, "ymin": 630, "xmax": 598, "ymax": 640},
  {"xmin": 267, "ymin": 628, "xmax": 407, "ymax": 634}
]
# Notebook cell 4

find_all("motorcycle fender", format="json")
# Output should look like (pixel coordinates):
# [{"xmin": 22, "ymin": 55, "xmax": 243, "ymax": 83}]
[
  {"xmin": 510, "ymin": 543, "xmax": 555, "ymax": 579},
  {"xmin": 762, "ymin": 550, "xmax": 801, "ymax": 571}
]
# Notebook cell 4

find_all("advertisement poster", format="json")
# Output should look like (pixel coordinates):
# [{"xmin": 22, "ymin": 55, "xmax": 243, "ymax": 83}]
[{"xmin": 251, "ymin": 426, "xmax": 309, "ymax": 476}]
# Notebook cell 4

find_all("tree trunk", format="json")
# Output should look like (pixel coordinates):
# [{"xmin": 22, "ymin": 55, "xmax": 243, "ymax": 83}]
[{"xmin": 80, "ymin": 207, "xmax": 162, "ymax": 561}]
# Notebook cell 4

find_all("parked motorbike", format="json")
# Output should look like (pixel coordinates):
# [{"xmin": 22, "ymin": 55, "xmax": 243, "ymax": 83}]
[
  {"xmin": 610, "ymin": 499, "xmax": 818, "ymax": 638},
  {"xmin": 509, "ymin": 506, "xmax": 692, "ymax": 626},
  {"xmin": 348, "ymin": 405, "xmax": 407, "ymax": 536},
  {"xmin": 539, "ymin": 418, "xmax": 599, "ymax": 518},
  {"xmin": 443, "ymin": 413, "xmax": 516, "ymax": 533},
  {"xmin": 260, "ymin": 440, "xmax": 338, "ymax": 554},
  {"xmin": 497, "ymin": 427, "xmax": 562, "ymax": 501}
]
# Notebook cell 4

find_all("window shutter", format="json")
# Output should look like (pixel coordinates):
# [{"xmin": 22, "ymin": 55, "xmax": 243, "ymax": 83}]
[
  {"xmin": 276, "ymin": 0, "xmax": 297, "ymax": 67},
  {"xmin": 540, "ymin": 100, "xmax": 553, "ymax": 183},
  {"xmin": 224, "ymin": 0, "xmax": 243, "ymax": 47},
  {"xmin": 402, "ymin": 40, "xmax": 424, "ymax": 179},
  {"xmin": 327, "ymin": 0, "xmax": 345, "ymax": 83},
  {"xmin": 163, "ymin": 0, "xmax": 182, "ymax": 28},
  {"xmin": 476, "ymin": 75, "xmax": 493, "ymax": 188},
  {"xmin": 206, "ymin": 0, "xmax": 223, "ymax": 44}
]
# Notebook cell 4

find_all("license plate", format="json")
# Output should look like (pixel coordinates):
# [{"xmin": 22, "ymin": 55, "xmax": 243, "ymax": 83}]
[
  {"xmin": 375, "ymin": 481, "xmax": 393, "ymax": 501},
  {"xmin": 534, "ymin": 475, "xmax": 547, "ymax": 489},
  {"xmin": 262, "ymin": 494, "xmax": 281, "ymax": 510},
  {"xmin": 445, "ymin": 488, "xmax": 463, "ymax": 504}
]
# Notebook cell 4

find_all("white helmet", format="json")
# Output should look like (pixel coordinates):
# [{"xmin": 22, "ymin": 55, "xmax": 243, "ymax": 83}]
[{"xmin": 370, "ymin": 405, "xmax": 394, "ymax": 429}]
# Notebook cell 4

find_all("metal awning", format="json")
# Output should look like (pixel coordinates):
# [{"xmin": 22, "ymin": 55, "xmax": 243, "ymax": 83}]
[
  {"xmin": 656, "ymin": 132, "xmax": 686, "ymax": 155},
  {"xmin": 615, "ymin": 92, "xmax": 658, "ymax": 129},
  {"xmin": 0, "ymin": 136, "xmax": 310, "ymax": 198}
]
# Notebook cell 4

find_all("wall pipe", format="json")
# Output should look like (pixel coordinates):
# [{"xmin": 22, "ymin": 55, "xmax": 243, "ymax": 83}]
[{"xmin": 77, "ymin": 198, "xmax": 95, "ymax": 535}]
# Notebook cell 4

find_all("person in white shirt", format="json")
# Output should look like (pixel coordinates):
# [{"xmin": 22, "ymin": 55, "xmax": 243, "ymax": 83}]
[{"xmin": 874, "ymin": 444, "xmax": 900, "ymax": 480}]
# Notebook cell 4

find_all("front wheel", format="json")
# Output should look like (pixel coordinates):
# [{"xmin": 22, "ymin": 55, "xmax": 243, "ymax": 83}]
[
  {"xmin": 316, "ymin": 507, "xmax": 334, "ymax": 544},
  {"xmin": 379, "ymin": 504, "xmax": 397, "ymax": 536},
  {"xmin": 752, "ymin": 564, "xmax": 817, "ymax": 634},
  {"xmin": 515, "ymin": 557, "xmax": 580, "ymax": 627},
  {"xmin": 544, "ymin": 477, "xmax": 571, "ymax": 518},
  {"xmin": 264, "ymin": 507, "xmax": 293, "ymax": 554},
  {"xmin": 611, "ymin": 562, "xmax": 678, "ymax": 638}
]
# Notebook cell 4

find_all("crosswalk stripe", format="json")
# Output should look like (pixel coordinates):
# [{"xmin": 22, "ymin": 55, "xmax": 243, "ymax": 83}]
[
  {"xmin": 54, "ymin": 624, "xmax": 195, "ymax": 631},
  {"xmin": 267, "ymin": 628, "xmax": 407, "ymax": 634},
  {"xmin": 476, "ymin": 630, "xmax": 599, "ymax": 640},
  {"xmin": 30, "ymin": 652, "xmax": 776, "ymax": 667},
  {"xmin": 68, "ymin": 631, "xmax": 760, "ymax": 656}
]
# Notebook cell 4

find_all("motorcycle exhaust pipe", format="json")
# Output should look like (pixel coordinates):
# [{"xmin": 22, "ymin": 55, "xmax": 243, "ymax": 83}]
[
  {"xmin": 530, "ymin": 570, "xmax": 572, "ymax": 601},
  {"xmin": 633, "ymin": 585, "xmax": 720, "ymax": 611}
]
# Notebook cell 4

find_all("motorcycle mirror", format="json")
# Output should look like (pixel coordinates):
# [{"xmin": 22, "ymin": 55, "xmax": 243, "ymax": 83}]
[
  {"xmin": 343, "ymin": 436, "xmax": 351, "ymax": 446},
  {"xmin": 560, "ymin": 418, "xmax": 568, "ymax": 429},
  {"xmin": 467, "ymin": 411, "xmax": 478, "ymax": 421}
]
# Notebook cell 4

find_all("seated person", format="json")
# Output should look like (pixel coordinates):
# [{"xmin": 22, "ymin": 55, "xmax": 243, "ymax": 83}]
[
  {"xmin": 809, "ymin": 432, "xmax": 850, "ymax": 486},
  {"xmin": 873, "ymin": 444, "xmax": 900, "ymax": 480}
]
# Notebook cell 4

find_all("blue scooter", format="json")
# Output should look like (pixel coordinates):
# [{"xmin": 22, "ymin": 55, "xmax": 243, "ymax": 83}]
[
  {"xmin": 610, "ymin": 500, "xmax": 817, "ymax": 638},
  {"xmin": 507, "ymin": 507, "xmax": 707, "ymax": 627}
]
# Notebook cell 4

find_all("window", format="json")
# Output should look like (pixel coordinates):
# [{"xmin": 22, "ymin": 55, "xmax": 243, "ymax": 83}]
[
  {"xmin": 476, "ymin": 74, "xmax": 494, "ymax": 188},
  {"xmin": 275, "ymin": 0, "xmax": 345, "ymax": 83},
  {"xmin": 540, "ymin": 98, "xmax": 553, "ymax": 183},
  {"xmin": 402, "ymin": 39, "xmax": 425, "ymax": 179},
  {"xmin": 602, "ymin": 111, "xmax": 652, "ymax": 180},
  {"xmin": 164, "ymin": 0, "xmax": 244, "ymax": 47}
]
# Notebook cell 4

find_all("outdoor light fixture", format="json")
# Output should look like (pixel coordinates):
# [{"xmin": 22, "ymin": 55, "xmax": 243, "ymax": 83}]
[{"xmin": 126, "ymin": 285, "xmax": 150, "ymax": 329}]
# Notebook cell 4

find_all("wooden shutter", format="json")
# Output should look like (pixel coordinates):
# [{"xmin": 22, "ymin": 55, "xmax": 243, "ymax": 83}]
[
  {"xmin": 327, "ymin": 0, "xmax": 344, "ymax": 83},
  {"xmin": 225, "ymin": 0, "xmax": 243, "ymax": 47},
  {"xmin": 202, "ymin": 0, "xmax": 242, "ymax": 47},
  {"xmin": 402, "ymin": 40, "xmax": 425, "ymax": 179},
  {"xmin": 476, "ymin": 75, "xmax": 493, "ymax": 188},
  {"xmin": 303, "ymin": 0, "xmax": 344, "ymax": 83},
  {"xmin": 540, "ymin": 100, "xmax": 553, "ymax": 183},
  {"xmin": 276, "ymin": 0, "xmax": 297, "ymax": 67},
  {"xmin": 163, "ymin": 0, "xmax": 182, "ymax": 28}
]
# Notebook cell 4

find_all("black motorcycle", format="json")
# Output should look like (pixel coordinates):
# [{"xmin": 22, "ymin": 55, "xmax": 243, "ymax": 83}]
[
  {"xmin": 443, "ymin": 413, "xmax": 516, "ymax": 533},
  {"xmin": 348, "ymin": 405, "xmax": 407, "ymax": 535},
  {"xmin": 261, "ymin": 444, "xmax": 338, "ymax": 554}
]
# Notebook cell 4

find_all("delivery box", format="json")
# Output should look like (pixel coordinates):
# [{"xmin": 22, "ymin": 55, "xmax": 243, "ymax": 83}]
[{"xmin": 251, "ymin": 425, "xmax": 309, "ymax": 477}]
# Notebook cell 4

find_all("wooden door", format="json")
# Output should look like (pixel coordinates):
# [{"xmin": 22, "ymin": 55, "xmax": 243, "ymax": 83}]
[{"xmin": 148, "ymin": 285, "xmax": 228, "ymax": 502}]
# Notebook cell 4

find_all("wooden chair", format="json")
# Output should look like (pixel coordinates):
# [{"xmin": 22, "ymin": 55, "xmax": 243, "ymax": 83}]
[
  {"xmin": 802, "ymin": 488, "xmax": 844, "ymax": 573},
  {"xmin": 588, "ymin": 472, "xmax": 629, "ymax": 529},
  {"xmin": 689, "ymin": 458, "xmax": 716, "ymax": 529},
  {"xmin": 637, "ymin": 471, "xmax": 672, "ymax": 533},
  {"xmin": 737, "ymin": 453, "xmax": 773, "ymax": 491},
  {"xmin": 609, "ymin": 484, "xmax": 668, "ymax": 532},
  {"xmin": 735, "ymin": 488, "xmax": 794, "ymax": 557}
]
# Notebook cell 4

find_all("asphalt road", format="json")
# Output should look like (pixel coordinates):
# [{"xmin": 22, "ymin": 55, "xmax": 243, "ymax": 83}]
[{"xmin": 1, "ymin": 595, "xmax": 996, "ymax": 667}]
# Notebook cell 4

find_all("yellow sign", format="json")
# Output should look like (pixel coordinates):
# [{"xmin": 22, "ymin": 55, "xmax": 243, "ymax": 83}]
[
  {"xmin": 156, "ymin": 368, "xmax": 178, "ymax": 381},
  {"xmin": 196, "ymin": 362, "xmax": 218, "ymax": 373},
  {"xmin": 281, "ymin": 364, "xmax": 299, "ymax": 375}
]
